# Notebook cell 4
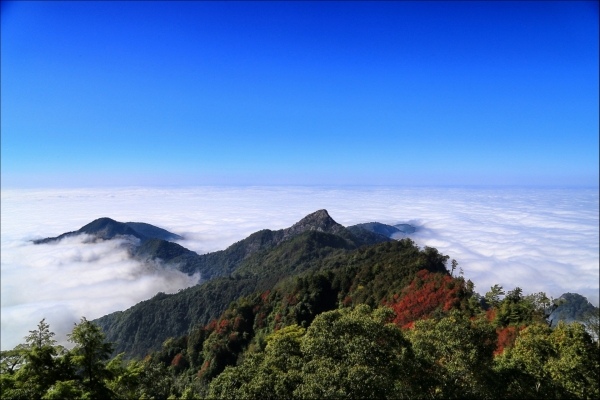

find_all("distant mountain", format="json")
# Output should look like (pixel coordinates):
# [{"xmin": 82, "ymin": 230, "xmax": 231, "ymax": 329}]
[
  {"xmin": 93, "ymin": 210, "xmax": 398, "ymax": 357},
  {"xmin": 347, "ymin": 221, "xmax": 417, "ymax": 243},
  {"xmin": 394, "ymin": 223, "xmax": 416, "ymax": 234},
  {"xmin": 123, "ymin": 222, "xmax": 183, "ymax": 241},
  {"xmin": 33, "ymin": 218, "xmax": 182, "ymax": 244},
  {"xmin": 550, "ymin": 293, "xmax": 598, "ymax": 327},
  {"xmin": 134, "ymin": 209, "xmax": 392, "ymax": 279},
  {"xmin": 33, "ymin": 210, "xmax": 391, "ymax": 281},
  {"xmin": 349, "ymin": 222, "xmax": 401, "ymax": 237}
]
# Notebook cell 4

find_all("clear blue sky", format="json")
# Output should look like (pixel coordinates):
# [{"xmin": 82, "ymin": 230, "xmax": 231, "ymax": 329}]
[{"xmin": 1, "ymin": 1, "xmax": 598, "ymax": 187}]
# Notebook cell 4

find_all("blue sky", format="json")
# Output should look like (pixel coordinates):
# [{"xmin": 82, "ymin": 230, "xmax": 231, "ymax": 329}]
[{"xmin": 1, "ymin": 1, "xmax": 598, "ymax": 187}]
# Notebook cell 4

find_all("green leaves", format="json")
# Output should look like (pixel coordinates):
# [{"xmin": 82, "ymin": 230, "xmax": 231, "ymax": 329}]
[
  {"xmin": 64, "ymin": 317, "xmax": 114, "ymax": 399},
  {"xmin": 485, "ymin": 284, "xmax": 505, "ymax": 308},
  {"xmin": 407, "ymin": 311, "xmax": 497, "ymax": 398},
  {"xmin": 209, "ymin": 305, "xmax": 415, "ymax": 399},
  {"xmin": 496, "ymin": 322, "xmax": 600, "ymax": 399},
  {"xmin": 297, "ymin": 305, "xmax": 411, "ymax": 399},
  {"xmin": 25, "ymin": 319, "xmax": 57, "ymax": 349}
]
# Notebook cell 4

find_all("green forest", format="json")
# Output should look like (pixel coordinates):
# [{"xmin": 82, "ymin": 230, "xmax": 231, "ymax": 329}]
[{"xmin": 3, "ymin": 229, "xmax": 599, "ymax": 399}]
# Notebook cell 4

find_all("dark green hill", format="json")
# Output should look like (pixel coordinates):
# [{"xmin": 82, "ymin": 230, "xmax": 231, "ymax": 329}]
[
  {"xmin": 550, "ymin": 293, "xmax": 598, "ymax": 327},
  {"xmin": 35, "ymin": 210, "xmax": 391, "ymax": 282},
  {"xmin": 395, "ymin": 223, "xmax": 416, "ymax": 234},
  {"xmin": 135, "ymin": 239, "xmax": 195, "ymax": 261},
  {"xmin": 349, "ymin": 222, "xmax": 400, "ymax": 237},
  {"xmin": 93, "ymin": 232, "xmax": 445, "ymax": 359},
  {"xmin": 33, "ymin": 217, "xmax": 181, "ymax": 244},
  {"xmin": 132, "ymin": 210, "xmax": 392, "ymax": 279},
  {"xmin": 94, "ymin": 229, "xmax": 357, "ymax": 357},
  {"xmin": 88, "ymin": 210, "xmax": 398, "ymax": 357},
  {"xmin": 124, "ymin": 222, "xmax": 183, "ymax": 241}
]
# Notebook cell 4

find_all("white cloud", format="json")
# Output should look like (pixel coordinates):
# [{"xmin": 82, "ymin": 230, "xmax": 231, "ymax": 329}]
[{"xmin": 1, "ymin": 186, "xmax": 598, "ymax": 350}]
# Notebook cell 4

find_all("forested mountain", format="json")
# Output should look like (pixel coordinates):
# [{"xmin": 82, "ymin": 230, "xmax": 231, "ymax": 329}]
[
  {"xmin": 348, "ymin": 221, "xmax": 402, "ymax": 237},
  {"xmin": 348, "ymin": 222, "xmax": 400, "ymax": 237},
  {"xmin": 394, "ymin": 223, "xmax": 417, "ymax": 234},
  {"xmin": 94, "ymin": 228, "xmax": 406, "ymax": 358},
  {"xmin": 33, "ymin": 218, "xmax": 182, "ymax": 244},
  {"xmin": 550, "ymin": 292, "xmax": 599, "ymax": 326},
  {"xmin": 123, "ymin": 222, "xmax": 183, "ymax": 242},
  {"xmin": 132, "ymin": 209, "xmax": 392, "ymax": 279},
  {"xmin": 33, "ymin": 210, "xmax": 392, "ymax": 280},
  {"xmin": 7, "ymin": 210, "xmax": 597, "ymax": 399},
  {"xmin": 346, "ymin": 221, "xmax": 417, "ymax": 237}
]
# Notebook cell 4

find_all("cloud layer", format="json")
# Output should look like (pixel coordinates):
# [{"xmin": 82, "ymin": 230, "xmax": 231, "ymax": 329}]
[{"xmin": 2, "ymin": 186, "xmax": 598, "ymax": 350}]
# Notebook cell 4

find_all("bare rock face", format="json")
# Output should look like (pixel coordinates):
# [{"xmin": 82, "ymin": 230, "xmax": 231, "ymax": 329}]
[{"xmin": 280, "ymin": 209, "xmax": 345, "ymax": 242}]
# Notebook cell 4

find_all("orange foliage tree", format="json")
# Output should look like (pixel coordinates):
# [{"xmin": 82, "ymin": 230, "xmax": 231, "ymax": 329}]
[{"xmin": 385, "ymin": 270, "xmax": 464, "ymax": 328}]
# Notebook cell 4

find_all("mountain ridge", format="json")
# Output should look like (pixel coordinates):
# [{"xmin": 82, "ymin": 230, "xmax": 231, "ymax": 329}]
[
  {"xmin": 132, "ymin": 209, "xmax": 393, "ymax": 279},
  {"xmin": 33, "ymin": 217, "xmax": 182, "ymax": 244},
  {"xmin": 93, "ymin": 234, "xmax": 446, "ymax": 358}
]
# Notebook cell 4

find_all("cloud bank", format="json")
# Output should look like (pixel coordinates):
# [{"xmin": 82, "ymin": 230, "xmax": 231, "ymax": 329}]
[{"xmin": 2, "ymin": 186, "xmax": 598, "ymax": 350}]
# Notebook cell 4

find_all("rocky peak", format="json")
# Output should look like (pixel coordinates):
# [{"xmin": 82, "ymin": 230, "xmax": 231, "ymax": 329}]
[{"xmin": 280, "ymin": 209, "xmax": 345, "ymax": 241}]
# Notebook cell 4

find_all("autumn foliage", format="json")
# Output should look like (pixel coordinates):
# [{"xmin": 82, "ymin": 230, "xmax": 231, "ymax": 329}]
[
  {"xmin": 171, "ymin": 353, "xmax": 184, "ymax": 367},
  {"xmin": 494, "ymin": 325, "xmax": 525, "ymax": 356},
  {"xmin": 386, "ymin": 270, "xmax": 464, "ymax": 328}
]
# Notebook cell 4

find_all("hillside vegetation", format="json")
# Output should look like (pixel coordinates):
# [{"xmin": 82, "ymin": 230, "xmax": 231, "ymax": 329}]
[{"xmin": 5, "ymin": 211, "xmax": 598, "ymax": 399}]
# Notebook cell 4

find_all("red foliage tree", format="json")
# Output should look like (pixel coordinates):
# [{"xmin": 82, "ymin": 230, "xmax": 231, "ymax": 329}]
[
  {"xmin": 197, "ymin": 360, "xmax": 210, "ymax": 378},
  {"xmin": 486, "ymin": 308, "xmax": 496, "ymax": 322},
  {"xmin": 285, "ymin": 293, "xmax": 298, "ymax": 306},
  {"xmin": 216, "ymin": 319, "xmax": 230, "ymax": 334},
  {"xmin": 387, "ymin": 270, "xmax": 463, "ymax": 328},
  {"xmin": 206, "ymin": 319, "xmax": 218, "ymax": 333},
  {"xmin": 233, "ymin": 316, "xmax": 244, "ymax": 331},
  {"xmin": 256, "ymin": 312, "xmax": 266, "ymax": 328},
  {"xmin": 343, "ymin": 296, "xmax": 353, "ymax": 307},
  {"xmin": 260, "ymin": 290, "xmax": 271, "ymax": 303},
  {"xmin": 494, "ymin": 326, "xmax": 524, "ymax": 356},
  {"xmin": 171, "ymin": 353, "xmax": 184, "ymax": 367}
]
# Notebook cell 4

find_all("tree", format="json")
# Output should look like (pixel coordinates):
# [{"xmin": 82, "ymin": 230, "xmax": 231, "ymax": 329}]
[
  {"xmin": 546, "ymin": 322, "xmax": 599, "ymax": 399},
  {"xmin": 492, "ymin": 289, "xmax": 558, "ymax": 328},
  {"xmin": 0, "ymin": 320, "xmax": 73, "ymax": 400},
  {"xmin": 209, "ymin": 305, "xmax": 416, "ymax": 399},
  {"xmin": 0, "ymin": 345, "xmax": 28, "ymax": 375},
  {"xmin": 495, "ymin": 322, "xmax": 599, "ymax": 399},
  {"xmin": 25, "ymin": 319, "xmax": 56, "ymax": 349},
  {"xmin": 450, "ymin": 259, "xmax": 458, "ymax": 276},
  {"xmin": 42, "ymin": 380, "xmax": 84, "ymax": 400},
  {"xmin": 406, "ymin": 310, "xmax": 497, "ymax": 398},
  {"xmin": 208, "ymin": 325, "xmax": 305, "ymax": 399},
  {"xmin": 67, "ymin": 317, "xmax": 115, "ymax": 399},
  {"xmin": 485, "ymin": 285, "xmax": 505, "ymax": 308},
  {"xmin": 296, "ymin": 305, "xmax": 414, "ymax": 399}
]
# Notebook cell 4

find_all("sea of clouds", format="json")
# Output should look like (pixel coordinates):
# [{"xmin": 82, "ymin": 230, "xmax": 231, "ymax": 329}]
[{"xmin": 1, "ymin": 186, "xmax": 598, "ymax": 350}]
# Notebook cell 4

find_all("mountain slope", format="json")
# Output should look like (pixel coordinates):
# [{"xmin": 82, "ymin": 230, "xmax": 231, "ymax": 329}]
[
  {"xmin": 94, "ymin": 233, "xmax": 446, "ymax": 359},
  {"xmin": 94, "ymin": 230, "xmax": 357, "ymax": 357},
  {"xmin": 394, "ymin": 223, "xmax": 416, "ymax": 234},
  {"xmin": 33, "ymin": 218, "xmax": 181, "ymax": 244},
  {"xmin": 550, "ymin": 293, "xmax": 598, "ymax": 327},
  {"xmin": 124, "ymin": 222, "xmax": 182, "ymax": 241},
  {"xmin": 133, "ymin": 209, "xmax": 392, "ymax": 279},
  {"xmin": 349, "ymin": 222, "xmax": 401, "ymax": 237}
]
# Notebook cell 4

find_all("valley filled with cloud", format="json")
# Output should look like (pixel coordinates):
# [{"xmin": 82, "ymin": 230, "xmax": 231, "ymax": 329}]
[{"xmin": 1, "ymin": 186, "xmax": 598, "ymax": 350}]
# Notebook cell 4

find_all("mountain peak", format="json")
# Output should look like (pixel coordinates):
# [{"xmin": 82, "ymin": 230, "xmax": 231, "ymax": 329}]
[
  {"xmin": 282, "ymin": 209, "xmax": 345, "ymax": 240},
  {"xmin": 294, "ymin": 209, "xmax": 333, "ymax": 226},
  {"xmin": 33, "ymin": 218, "xmax": 181, "ymax": 244},
  {"xmin": 78, "ymin": 218, "xmax": 143, "ymax": 240}
]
